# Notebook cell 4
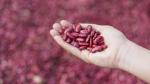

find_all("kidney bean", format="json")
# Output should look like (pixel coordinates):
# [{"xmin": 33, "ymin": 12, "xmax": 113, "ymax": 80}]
[
  {"xmin": 92, "ymin": 45, "xmax": 97, "ymax": 47},
  {"xmin": 90, "ymin": 30, "xmax": 96, "ymax": 37},
  {"xmin": 64, "ymin": 28, "xmax": 73, "ymax": 34},
  {"xmin": 62, "ymin": 34, "xmax": 67, "ymax": 41},
  {"xmin": 102, "ymin": 45, "xmax": 107, "ymax": 49},
  {"xmin": 97, "ymin": 32, "xmax": 101, "ymax": 35},
  {"xmin": 86, "ymin": 35, "xmax": 90, "ymax": 42},
  {"xmin": 62, "ymin": 26, "xmax": 67, "ymax": 29},
  {"xmin": 76, "ymin": 38, "xmax": 85, "ymax": 42},
  {"xmin": 78, "ymin": 33, "xmax": 87, "ymax": 37},
  {"xmin": 80, "ymin": 30, "xmax": 89, "ymax": 34},
  {"xmin": 72, "ymin": 24, "xmax": 76, "ymax": 30},
  {"xmin": 89, "ymin": 38, "xmax": 93, "ymax": 47},
  {"xmin": 93, "ymin": 33, "xmax": 98, "ymax": 40},
  {"xmin": 75, "ymin": 24, "xmax": 81, "ymax": 33},
  {"xmin": 87, "ymin": 25, "xmax": 92, "ymax": 32},
  {"xmin": 79, "ymin": 42, "xmax": 89, "ymax": 46},
  {"xmin": 79, "ymin": 46, "xmax": 87, "ymax": 50},
  {"xmin": 71, "ymin": 32, "xmax": 79, "ymax": 37},
  {"xmin": 66, "ymin": 32, "xmax": 75, "ymax": 39},
  {"xmin": 98, "ymin": 36, "xmax": 104, "ymax": 42},
  {"xmin": 66, "ymin": 38, "xmax": 72, "ymax": 43},
  {"xmin": 92, "ymin": 46, "xmax": 103, "ymax": 53},
  {"xmin": 71, "ymin": 41, "xmax": 79, "ymax": 47},
  {"xmin": 93, "ymin": 36, "xmax": 102, "ymax": 44},
  {"xmin": 99, "ymin": 41, "xmax": 104, "ymax": 45},
  {"xmin": 87, "ymin": 47, "xmax": 92, "ymax": 51}
]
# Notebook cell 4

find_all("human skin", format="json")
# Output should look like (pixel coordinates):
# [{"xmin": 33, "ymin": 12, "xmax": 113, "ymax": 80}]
[{"xmin": 50, "ymin": 20, "xmax": 150, "ymax": 83}]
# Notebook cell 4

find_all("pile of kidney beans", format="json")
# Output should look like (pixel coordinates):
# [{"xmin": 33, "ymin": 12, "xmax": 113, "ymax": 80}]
[{"xmin": 60, "ymin": 24, "xmax": 107, "ymax": 53}]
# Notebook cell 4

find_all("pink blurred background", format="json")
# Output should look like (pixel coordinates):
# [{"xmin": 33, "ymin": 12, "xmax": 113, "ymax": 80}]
[{"xmin": 0, "ymin": 0, "xmax": 150, "ymax": 84}]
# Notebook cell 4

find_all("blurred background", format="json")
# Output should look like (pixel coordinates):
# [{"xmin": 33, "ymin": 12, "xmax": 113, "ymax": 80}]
[{"xmin": 0, "ymin": 0, "xmax": 150, "ymax": 84}]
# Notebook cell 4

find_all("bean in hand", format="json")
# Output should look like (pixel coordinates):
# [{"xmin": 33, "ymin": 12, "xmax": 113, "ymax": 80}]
[{"xmin": 59, "ymin": 24, "xmax": 107, "ymax": 53}]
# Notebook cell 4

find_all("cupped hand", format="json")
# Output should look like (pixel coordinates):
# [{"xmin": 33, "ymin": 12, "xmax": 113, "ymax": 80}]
[{"xmin": 50, "ymin": 20, "xmax": 128, "ymax": 68}]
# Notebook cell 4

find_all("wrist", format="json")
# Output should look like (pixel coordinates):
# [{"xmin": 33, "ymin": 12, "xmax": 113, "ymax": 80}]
[{"xmin": 116, "ymin": 40, "xmax": 134, "ymax": 71}]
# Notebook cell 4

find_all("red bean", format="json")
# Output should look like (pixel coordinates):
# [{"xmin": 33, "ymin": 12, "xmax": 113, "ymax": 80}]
[
  {"xmin": 80, "ymin": 30, "xmax": 89, "ymax": 34},
  {"xmin": 92, "ymin": 46, "xmax": 103, "ymax": 53},
  {"xmin": 92, "ymin": 45, "xmax": 97, "ymax": 47},
  {"xmin": 72, "ymin": 24, "xmax": 76, "ymax": 30},
  {"xmin": 75, "ymin": 24, "xmax": 81, "ymax": 33},
  {"xmin": 79, "ymin": 46, "xmax": 87, "ymax": 50},
  {"xmin": 78, "ymin": 42, "xmax": 89, "ymax": 46},
  {"xmin": 102, "ymin": 45, "xmax": 107, "ymax": 49},
  {"xmin": 86, "ymin": 35, "xmax": 90, "ymax": 42},
  {"xmin": 66, "ymin": 38, "xmax": 72, "ymax": 43},
  {"xmin": 87, "ymin": 25, "xmax": 92, "ymax": 32},
  {"xmin": 87, "ymin": 47, "xmax": 92, "ymax": 51},
  {"xmin": 99, "ymin": 41, "xmax": 104, "ymax": 45},
  {"xmin": 62, "ymin": 34, "xmax": 67, "ymax": 41},
  {"xmin": 98, "ymin": 36, "xmax": 104, "ymax": 41},
  {"xmin": 76, "ymin": 38, "xmax": 85, "ymax": 42},
  {"xmin": 93, "ymin": 33, "xmax": 98, "ymax": 40},
  {"xmin": 62, "ymin": 26, "xmax": 67, "ymax": 29},
  {"xmin": 78, "ymin": 33, "xmax": 87, "ymax": 37},
  {"xmin": 71, "ymin": 41, "xmax": 79, "ymax": 47},
  {"xmin": 93, "ymin": 36, "xmax": 102, "ymax": 44},
  {"xmin": 64, "ymin": 28, "xmax": 73, "ymax": 34},
  {"xmin": 90, "ymin": 30, "xmax": 96, "ymax": 37},
  {"xmin": 71, "ymin": 32, "xmax": 79, "ymax": 37},
  {"xmin": 66, "ymin": 32, "xmax": 75, "ymax": 39},
  {"xmin": 89, "ymin": 38, "xmax": 93, "ymax": 47}
]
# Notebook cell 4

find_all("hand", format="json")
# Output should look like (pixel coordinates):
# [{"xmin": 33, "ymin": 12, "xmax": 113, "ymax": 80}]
[{"xmin": 50, "ymin": 20, "xmax": 128, "ymax": 68}]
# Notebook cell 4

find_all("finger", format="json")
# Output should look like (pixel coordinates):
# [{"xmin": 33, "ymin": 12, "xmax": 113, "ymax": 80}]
[
  {"xmin": 60, "ymin": 20, "xmax": 73, "ymax": 27},
  {"xmin": 50, "ymin": 29, "xmax": 59, "ymax": 37},
  {"xmin": 50, "ymin": 29, "xmax": 89, "ymax": 62},
  {"xmin": 53, "ymin": 23, "xmax": 62, "ymax": 32}
]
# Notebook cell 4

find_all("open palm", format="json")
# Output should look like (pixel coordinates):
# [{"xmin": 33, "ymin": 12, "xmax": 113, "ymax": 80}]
[{"xmin": 50, "ymin": 20, "xmax": 128, "ymax": 68}]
